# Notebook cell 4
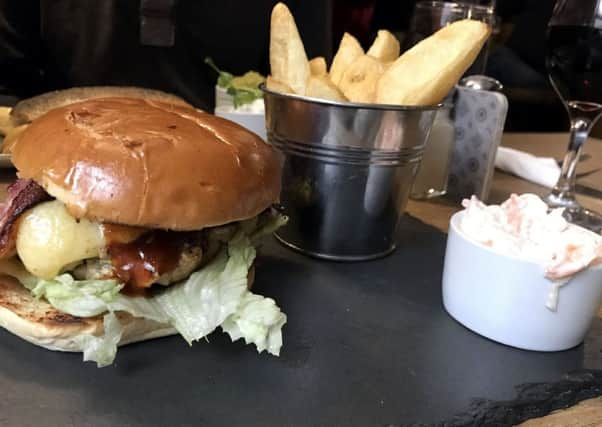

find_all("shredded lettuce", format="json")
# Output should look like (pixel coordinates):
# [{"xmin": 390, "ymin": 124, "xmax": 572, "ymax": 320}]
[
  {"xmin": 221, "ymin": 293, "xmax": 286, "ymax": 356},
  {"xmin": 32, "ymin": 275, "xmax": 122, "ymax": 317},
  {"xmin": 250, "ymin": 212, "xmax": 289, "ymax": 243},
  {"xmin": 0, "ymin": 228, "xmax": 287, "ymax": 367},
  {"xmin": 153, "ymin": 233, "xmax": 254, "ymax": 344},
  {"xmin": 75, "ymin": 312, "xmax": 124, "ymax": 368},
  {"xmin": 109, "ymin": 294, "xmax": 169, "ymax": 324}
]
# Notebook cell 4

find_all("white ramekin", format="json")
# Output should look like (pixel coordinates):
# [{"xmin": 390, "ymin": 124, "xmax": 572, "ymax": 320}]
[
  {"xmin": 214, "ymin": 107, "xmax": 266, "ymax": 141},
  {"xmin": 442, "ymin": 211, "xmax": 602, "ymax": 351},
  {"xmin": 214, "ymin": 86, "xmax": 266, "ymax": 141}
]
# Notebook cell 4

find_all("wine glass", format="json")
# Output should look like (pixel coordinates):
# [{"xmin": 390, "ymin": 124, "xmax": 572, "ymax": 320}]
[
  {"xmin": 404, "ymin": 1, "xmax": 495, "ymax": 75},
  {"xmin": 545, "ymin": 0, "xmax": 602, "ymax": 233}
]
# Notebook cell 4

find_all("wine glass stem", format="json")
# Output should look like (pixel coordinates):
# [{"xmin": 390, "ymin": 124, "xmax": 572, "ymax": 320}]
[{"xmin": 547, "ymin": 117, "xmax": 592, "ymax": 208}]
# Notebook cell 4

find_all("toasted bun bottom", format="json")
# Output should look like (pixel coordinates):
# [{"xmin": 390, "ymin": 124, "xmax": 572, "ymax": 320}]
[
  {"xmin": 0, "ymin": 266, "xmax": 255, "ymax": 353},
  {"xmin": 0, "ymin": 275, "xmax": 176, "ymax": 352}
]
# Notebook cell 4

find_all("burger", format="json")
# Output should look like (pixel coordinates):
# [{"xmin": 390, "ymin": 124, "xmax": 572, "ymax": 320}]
[{"xmin": 0, "ymin": 94, "xmax": 287, "ymax": 367}]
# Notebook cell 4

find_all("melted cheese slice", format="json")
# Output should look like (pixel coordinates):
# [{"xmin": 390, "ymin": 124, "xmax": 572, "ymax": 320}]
[{"xmin": 16, "ymin": 200, "xmax": 105, "ymax": 279}]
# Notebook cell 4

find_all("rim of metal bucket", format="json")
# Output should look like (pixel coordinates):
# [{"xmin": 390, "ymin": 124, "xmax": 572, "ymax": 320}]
[{"xmin": 261, "ymin": 84, "xmax": 442, "ymax": 112}]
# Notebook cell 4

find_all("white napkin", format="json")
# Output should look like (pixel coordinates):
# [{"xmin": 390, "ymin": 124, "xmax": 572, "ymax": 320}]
[{"xmin": 495, "ymin": 146, "xmax": 561, "ymax": 188}]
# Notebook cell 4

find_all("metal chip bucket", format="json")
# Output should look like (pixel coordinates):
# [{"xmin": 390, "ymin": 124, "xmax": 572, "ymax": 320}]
[{"xmin": 263, "ymin": 87, "xmax": 438, "ymax": 261}]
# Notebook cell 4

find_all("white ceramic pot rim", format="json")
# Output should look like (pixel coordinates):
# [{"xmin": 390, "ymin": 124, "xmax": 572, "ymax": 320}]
[{"xmin": 450, "ymin": 210, "xmax": 602, "ymax": 271}]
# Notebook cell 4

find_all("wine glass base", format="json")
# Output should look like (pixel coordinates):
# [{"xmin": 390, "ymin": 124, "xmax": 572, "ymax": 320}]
[
  {"xmin": 543, "ymin": 192, "xmax": 602, "ymax": 233},
  {"xmin": 544, "ymin": 191, "xmax": 580, "ymax": 211},
  {"xmin": 561, "ymin": 207, "xmax": 602, "ymax": 234}
]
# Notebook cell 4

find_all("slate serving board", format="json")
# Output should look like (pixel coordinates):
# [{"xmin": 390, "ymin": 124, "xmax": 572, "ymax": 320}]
[{"xmin": 0, "ymin": 216, "xmax": 598, "ymax": 426}]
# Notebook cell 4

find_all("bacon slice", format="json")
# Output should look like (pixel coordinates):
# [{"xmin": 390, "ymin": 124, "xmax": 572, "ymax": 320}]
[{"xmin": 0, "ymin": 179, "xmax": 52, "ymax": 258}]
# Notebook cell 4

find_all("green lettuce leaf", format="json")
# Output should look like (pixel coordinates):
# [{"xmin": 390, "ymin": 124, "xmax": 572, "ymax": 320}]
[
  {"xmin": 0, "ymin": 229, "xmax": 286, "ymax": 367},
  {"xmin": 227, "ymin": 86, "xmax": 263, "ymax": 109},
  {"xmin": 110, "ymin": 294, "xmax": 169, "ymax": 324},
  {"xmin": 249, "ymin": 212, "xmax": 289, "ymax": 243},
  {"xmin": 221, "ymin": 293, "xmax": 286, "ymax": 356},
  {"xmin": 32, "ymin": 274, "xmax": 122, "ymax": 317},
  {"xmin": 204, "ymin": 57, "xmax": 265, "ymax": 107},
  {"xmin": 75, "ymin": 312, "xmax": 124, "ymax": 368},
  {"xmin": 204, "ymin": 57, "xmax": 234, "ymax": 88},
  {"xmin": 153, "ymin": 233, "xmax": 255, "ymax": 343}
]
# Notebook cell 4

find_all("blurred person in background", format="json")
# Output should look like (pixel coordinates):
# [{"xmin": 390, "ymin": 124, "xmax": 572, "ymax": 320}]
[
  {"xmin": 333, "ymin": 0, "xmax": 375, "ymax": 49},
  {"xmin": 0, "ymin": 0, "xmax": 333, "ymax": 111},
  {"xmin": 486, "ymin": 0, "xmax": 566, "ymax": 131},
  {"xmin": 333, "ymin": 0, "xmax": 413, "ymax": 50},
  {"xmin": 361, "ymin": 0, "xmax": 563, "ymax": 132},
  {"xmin": 489, "ymin": 0, "xmax": 552, "ymax": 89},
  {"xmin": 2, "ymin": 0, "xmax": 567, "ymax": 132}
]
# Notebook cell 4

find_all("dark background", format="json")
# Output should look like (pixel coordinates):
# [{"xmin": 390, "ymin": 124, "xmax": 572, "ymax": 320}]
[{"xmin": 0, "ymin": 0, "xmax": 591, "ymax": 135}]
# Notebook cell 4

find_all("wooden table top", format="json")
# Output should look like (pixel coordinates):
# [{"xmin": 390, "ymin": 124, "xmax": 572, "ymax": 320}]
[
  {"xmin": 0, "ymin": 132, "xmax": 600, "ymax": 424},
  {"xmin": 407, "ymin": 132, "xmax": 602, "ymax": 232}
]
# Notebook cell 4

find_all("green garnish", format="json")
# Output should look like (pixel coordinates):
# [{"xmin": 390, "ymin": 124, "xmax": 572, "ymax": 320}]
[
  {"xmin": 205, "ymin": 57, "xmax": 266, "ymax": 108},
  {"xmin": 205, "ymin": 57, "xmax": 234, "ymax": 87}
]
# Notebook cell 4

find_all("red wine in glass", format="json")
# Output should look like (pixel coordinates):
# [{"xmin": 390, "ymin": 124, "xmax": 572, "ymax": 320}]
[
  {"xmin": 544, "ymin": 12, "xmax": 602, "ymax": 232},
  {"xmin": 547, "ymin": 25, "xmax": 602, "ymax": 109}
]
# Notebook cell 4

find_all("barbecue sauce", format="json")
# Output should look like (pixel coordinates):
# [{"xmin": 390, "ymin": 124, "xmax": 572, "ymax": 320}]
[
  {"xmin": 102, "ymin": 223, "xmax": 148, "ymax": 244},
  {"xmin": 107, "ymin": 231, "xmax": 191, "ymax": 295}
]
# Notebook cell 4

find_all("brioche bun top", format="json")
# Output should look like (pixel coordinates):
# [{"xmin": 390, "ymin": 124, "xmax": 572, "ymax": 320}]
[{"xmin": 12, "ymin": 97, "xmax": 281, "ymax": 230}]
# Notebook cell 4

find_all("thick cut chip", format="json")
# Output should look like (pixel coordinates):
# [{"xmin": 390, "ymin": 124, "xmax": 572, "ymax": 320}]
[
  {"xmin": 305, "ymin": 76, "xmax": 347, "ymax": 102},
  {"xmin": 329, "ymin": 33, "xmax": 364, "ymax": 86},
  {"xmin": 266, "ymin": 76, "xmax": 294, "ymax": 95},
  {"xmin": 376, "ymin": 19, "xmax": 491, "ymax": 106},
  {"xmin": 269, "ymin": 3, "xmax": 310, "ymax": 95},
  {"xmin": 367, "ymin": 30, "xmax": 400, "ymax": 62},
  {"xmin": 0, "ymin": 107, "xmax": 13, "ymax": 135},
  {"xmin": 2, "ymin": 124, "xmax": 27, "ymax": 154},
  {"xmin": 338, "ymin": 55, "xmax": 385, "ymax": 103},
  {"xmin": 309, "ymin": 57, "xmax": 328, "ymax": 76}
]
